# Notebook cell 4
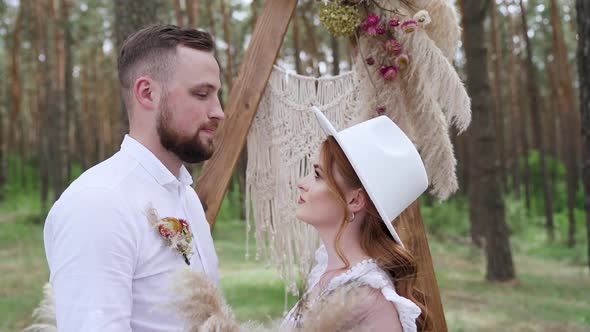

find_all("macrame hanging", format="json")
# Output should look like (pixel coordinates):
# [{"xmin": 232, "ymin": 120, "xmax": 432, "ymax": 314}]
[
  {"xmin": 246, "ymin": 66, "xmax": 364, "ymax": 294},
  {"xmin": 246, "ymin": 0, "xmax": 470, "ymax": 295}
]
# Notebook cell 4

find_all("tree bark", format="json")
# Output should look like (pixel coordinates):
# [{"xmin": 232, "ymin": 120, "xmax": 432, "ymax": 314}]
[
  {"xmin": 463, "ymin": 0, "xmax": 515, "ymax": 281},
  {"xmin": 301, "ymin": 2, "xmax": 322, "ymax": 76},
  {"xmin": 186, "ymin": 0, "xmax": 199, "ymax": 27},
  {"xmin": 506, "ymin": 13, "xmax": 522, "ymax": 198},
  {"xmin": 520, "ymin": 0, "xmax": 555, "ymax": 241},
  {"xmin": 205, "ymin": 0, "xmax": 219, "ymax": 61},
  {"xmin": 220, "ymin": 0, "xmax": 234, "ymax": 90},
  {"xmin": 489, "ymin": 0, "xmax": 506, "ymax": 192},
  {"xmin": 173, "ymin": 0, "xmax": 185, "ymax": 26},
  {"xmin": 114, "ymin": 0, "xmax": 167, "ymax": 137},
  {"xmin": 518, "ymin": 53, "xmax": 532, "ymax": 212},
  {"xmin": 9, "ymin": 3, "xmax": 23, "ymax": 148},
  {"xmin": 331, "ymin": 35, "xmax": 340, "ymax": 76},
  {"xmin": 550, "ymin": 0, "xmax": 579, "ymax": 247},
  {"xmin": 62, "ymin": 0, "xmax": 74, "ymax": 182},
  {"xmin": 576, "ymin": 0, "xmax": 590, "ymax": 271}
]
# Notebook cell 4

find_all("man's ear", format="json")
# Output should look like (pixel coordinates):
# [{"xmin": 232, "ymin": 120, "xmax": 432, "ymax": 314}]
[
  {"xmin": 133, "ymin": 76, "xmax": 159, "ymax": 110},
  {"xmin": 347, "ymin": 188, "xmax": 367, "ymax": 213}
]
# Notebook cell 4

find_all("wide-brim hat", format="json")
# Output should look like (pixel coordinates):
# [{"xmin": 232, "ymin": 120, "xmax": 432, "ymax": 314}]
[{"xmin": 311, "ymin": 106, "xmax": 428, "ymax": 247}]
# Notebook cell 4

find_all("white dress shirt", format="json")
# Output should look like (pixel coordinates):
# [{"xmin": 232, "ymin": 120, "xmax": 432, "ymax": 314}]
[{"xmin": 44, "ymin": 135, "xmax": 219, "ymax": 331}]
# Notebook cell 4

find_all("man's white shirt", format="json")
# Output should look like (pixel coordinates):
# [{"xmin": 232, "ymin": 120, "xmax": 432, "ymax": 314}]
[{"xmin": 44, "ymin": 135, "xmax": 219, "ymax": 331}]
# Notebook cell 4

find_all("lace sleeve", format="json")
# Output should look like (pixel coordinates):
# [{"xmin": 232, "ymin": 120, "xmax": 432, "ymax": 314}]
[
  {"xmin": 306, "ymin": 244, "xmax": 327, "ymax": 288},
  {"xmin": 359, "ymin": 271, "xmax": 421, "ymax": 332},
  {"xmin": 335, "ymin": 262, "xmax": 421, "ymax": 332}
]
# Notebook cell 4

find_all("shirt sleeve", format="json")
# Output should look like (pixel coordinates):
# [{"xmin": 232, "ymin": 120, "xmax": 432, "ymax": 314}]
[{"xmin": 44, "ymin": 188, "xmax": 139, "ymax": 332}]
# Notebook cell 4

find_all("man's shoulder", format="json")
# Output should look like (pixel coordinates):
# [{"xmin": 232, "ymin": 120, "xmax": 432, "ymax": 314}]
[{"xmin": 65, "ymin": 152, "xmax": 138, "ymax": 195}]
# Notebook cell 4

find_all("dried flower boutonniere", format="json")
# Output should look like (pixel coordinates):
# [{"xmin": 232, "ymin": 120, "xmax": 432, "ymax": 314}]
[{"xmin": 146, "ymin": 205, "xmax": 194, "ymax": 265}]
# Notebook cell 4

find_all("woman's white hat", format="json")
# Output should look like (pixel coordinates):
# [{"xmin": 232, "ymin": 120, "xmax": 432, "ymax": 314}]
[{"xmin": 311, "ymin": 106, "xmax": 428, "ymax": 247}]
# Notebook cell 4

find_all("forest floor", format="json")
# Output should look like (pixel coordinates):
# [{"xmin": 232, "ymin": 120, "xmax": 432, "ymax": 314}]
[{"xmin": 1, "ymin": 213, "xmax": 589, "ymax": 332}]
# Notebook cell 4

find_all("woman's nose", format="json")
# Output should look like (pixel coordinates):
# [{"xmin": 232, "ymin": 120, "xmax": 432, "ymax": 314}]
[{"xmin": 297, "ymin": 176, "xmax": 309, "ymax": 191}]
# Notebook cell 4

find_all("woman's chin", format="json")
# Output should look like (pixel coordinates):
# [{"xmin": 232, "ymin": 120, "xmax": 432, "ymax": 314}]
[{"xmin": 295, "ymin": 211, "xmax": 309, "ymax": 224}]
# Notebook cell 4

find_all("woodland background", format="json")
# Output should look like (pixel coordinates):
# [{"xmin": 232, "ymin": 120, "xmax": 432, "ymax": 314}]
[{"xmin": 0, "ymin": 0, "xmax": 589, "ymax": 331}]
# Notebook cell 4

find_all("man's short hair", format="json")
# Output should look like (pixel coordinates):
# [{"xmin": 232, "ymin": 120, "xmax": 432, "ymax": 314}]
[{"xmin": 117, "ymin": 24, "xmax": 215, "ymax": 109}]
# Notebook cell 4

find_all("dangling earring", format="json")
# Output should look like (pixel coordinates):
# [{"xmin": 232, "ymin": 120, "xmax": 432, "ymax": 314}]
[{"xmin": 349, "ymin": 212, "xmax": 355, "ymax": 223}]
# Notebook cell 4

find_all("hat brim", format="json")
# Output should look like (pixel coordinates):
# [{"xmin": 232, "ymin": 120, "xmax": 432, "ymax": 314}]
[{"xmin": 311, "ymin": 106, "xmax": 338, "ymax": 137}]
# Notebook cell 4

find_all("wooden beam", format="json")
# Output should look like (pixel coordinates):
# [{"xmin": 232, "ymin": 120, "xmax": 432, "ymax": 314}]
[
  {"xmin": 195, "ymin": 0, "xmax": 298, "ymax": 226},
  {"xmin": 398, "ymin": 201, "xmax": 448, "ymax": 332}
]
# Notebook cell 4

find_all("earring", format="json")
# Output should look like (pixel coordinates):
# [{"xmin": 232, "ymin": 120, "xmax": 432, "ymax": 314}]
[{"xmin": 349, "ymin": 212, "xmax": 355, "ymax": 223}]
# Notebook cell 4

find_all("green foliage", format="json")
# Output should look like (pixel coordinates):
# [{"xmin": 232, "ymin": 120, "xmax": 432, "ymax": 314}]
[
  {"xmin": 420, "ymin": 195, "xmax": 470, "ymax": 238},
  {"xmin": 524, "ymin": 150, "xmax": 583, "ymax": 215}
]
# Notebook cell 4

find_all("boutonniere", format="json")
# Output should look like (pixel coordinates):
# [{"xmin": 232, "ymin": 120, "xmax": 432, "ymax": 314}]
[{"xmin": 146, "ymin": 205, "xmax": 194, "ymax": 265}]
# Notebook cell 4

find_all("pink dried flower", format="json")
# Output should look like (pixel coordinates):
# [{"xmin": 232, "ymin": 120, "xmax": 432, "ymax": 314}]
[
  {"xmin": 375, "ymin": 25, "xmax": 386, "ymax": 35},
  {"xmin": 384, "ymin": 39, "xmax": 403, "ymax": 55},
  {"xmin": 401, "ymin": 20, "xmax": 418, "ymax": 33},
  {"xmin": 395, "ymin": 54, "xmax": 410, "ymax": 70},
  {"xmin": 376, "ymin": 106, "xmax": 386, "ymax": 114},
  {"xmin": 366, "ymin": 57, "xmax": 375, "ymax": 65},
  {"xmin": 388, "ymin": 18, "xmax": 400, "ymax": 27},
  {"xmin": 365, "ymin": 13, "xmax": 380, "ymax": 26},
  {"xmin": 380, "ymin": 66, "xmax": 398, "ymax": 80},
  {"xmin": 367, "ymin": 26, "xmax": 378, "ymax": 36}
]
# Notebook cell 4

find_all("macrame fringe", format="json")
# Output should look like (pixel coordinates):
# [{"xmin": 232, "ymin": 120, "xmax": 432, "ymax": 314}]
[{"xmin": 246, "ymin": 66, "xmax": 363, "ymax": 294}]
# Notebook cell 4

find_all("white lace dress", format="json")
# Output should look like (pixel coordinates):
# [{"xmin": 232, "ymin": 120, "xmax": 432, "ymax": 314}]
[{"xmin": 282, "ymin": 245, "xmax": 421, "ymax": 332}]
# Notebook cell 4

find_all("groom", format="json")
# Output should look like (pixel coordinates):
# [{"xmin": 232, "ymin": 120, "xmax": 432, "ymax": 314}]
[{"xmin": 43, "ymin": 24, "xmax": 224, "ymax": 331}]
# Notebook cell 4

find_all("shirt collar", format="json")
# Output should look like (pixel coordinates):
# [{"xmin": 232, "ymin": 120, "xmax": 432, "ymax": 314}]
[{"xmin": 120, "ymin": 135, "xmax": 194, "ymax": 187}]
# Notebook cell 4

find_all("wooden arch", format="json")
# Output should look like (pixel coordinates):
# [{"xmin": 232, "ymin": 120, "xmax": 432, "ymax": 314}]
[{"xmin": 195, "ymin": 1, "xmax": 448, "ymax": 330}]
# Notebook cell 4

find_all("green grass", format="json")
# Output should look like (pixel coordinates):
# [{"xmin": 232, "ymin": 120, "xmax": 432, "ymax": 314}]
[
  {"xmin": 0, "ymin": 192, "xmax": 589, "ymax": 331},
  {"xmin": 0, "ymin": 213, "xmax": 48, "ymax": 332}
]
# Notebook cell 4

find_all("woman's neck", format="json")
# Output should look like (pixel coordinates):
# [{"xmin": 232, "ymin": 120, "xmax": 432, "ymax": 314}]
[{"xmin": 316, "ymin": 223, "xmax": 371, "ymax": 270}]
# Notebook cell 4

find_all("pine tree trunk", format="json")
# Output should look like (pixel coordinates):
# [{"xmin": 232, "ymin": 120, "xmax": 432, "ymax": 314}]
[
  {"xmin": 576, "ymin": 0, "xmax": 590, "ymax": 271},
  {"xmin": 301, "ymin": 2, "xmax": 321, "ymax": 76},
  {"xmin": 331, "ymin": 35, "xmax": 340, "ymax": 76},
  {"xmin": 205, "ymin": 1, "xmax": 219, "ymax": 61},
  {"xmin": 463, "ymin": 0, "xmax": 515, "ymax": 281},
  {"xmin": 220, "ymin": 0, "xmax": 234, "ymax": 90},
  {"xmin": 489, "ymin": 0, "xmax": 506, "ymax": 192},
  {"xmin": 39, "ymin": 0, "xmax": 52, "ymax": 213},
  {"xmin": 9, "ymin": 3, "xmax": 23, "ymax": 153},
  {"xmin": 520, "ymin": 0, "xmax": 555, "ymax": 241},
  {"xmin": 173, "ymin": 0, "xmax": 185, "ymax": 26},
  {"xmin": 507, "ymin": 14, "xmax": 521, "ymax": 198},
  {"xmin": 114, "ymin": 0, "xmax": 166, "ymax": 137},
  {"xmin": 62, "ymin": 0, "xmax": 74, "ymax": 183},
  {"xmin": 518, "ymin": 53, "xmax": 533, "ymax": 212},
  {"xmin": 186, "ymin": 0, "xmax": 199, "ymax": 27},
  {"xmin": 50, "ymin": 0, "xmax": 69, "ymax": 199},
  {"xmin": 550, "ymin": 0, "xmax": 578, "ymax": 247}
]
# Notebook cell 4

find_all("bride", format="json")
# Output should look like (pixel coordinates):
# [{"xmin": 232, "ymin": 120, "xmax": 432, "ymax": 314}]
[{"xmin": 278, "ymin": 107, "xmax": 431, "ymax": 331}]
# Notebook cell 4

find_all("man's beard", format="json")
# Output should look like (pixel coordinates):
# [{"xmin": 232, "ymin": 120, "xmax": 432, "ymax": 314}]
[{"xmin": 157, "ymin": 97, "xmax": 215, "ymax": 164}]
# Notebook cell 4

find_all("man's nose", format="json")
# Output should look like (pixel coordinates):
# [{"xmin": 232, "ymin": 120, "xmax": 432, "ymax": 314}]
[{"xmin": 209, "ymin": 99, "xmax": 225, "ymax": 121}]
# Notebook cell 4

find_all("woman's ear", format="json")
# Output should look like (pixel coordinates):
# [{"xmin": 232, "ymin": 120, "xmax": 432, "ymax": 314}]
[{"xmin": 347, "ymin": 188, "xmax": 367, "ymax": 213}]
